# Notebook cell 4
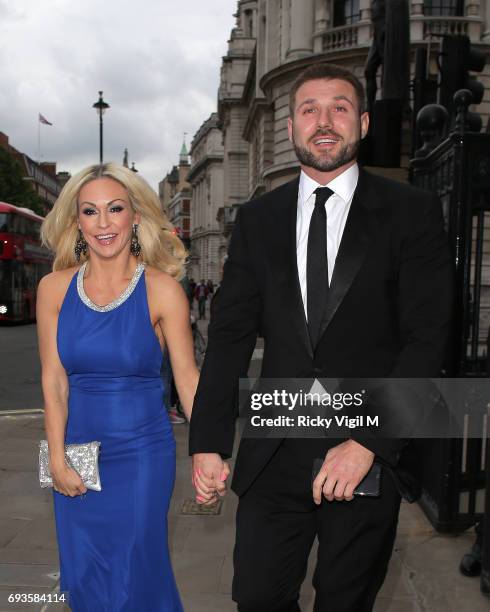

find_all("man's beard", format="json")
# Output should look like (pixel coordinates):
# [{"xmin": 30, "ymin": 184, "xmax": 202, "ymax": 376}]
[{"xmin": 293, "ymin": 130, "xmax": 360, "ymax": 172}]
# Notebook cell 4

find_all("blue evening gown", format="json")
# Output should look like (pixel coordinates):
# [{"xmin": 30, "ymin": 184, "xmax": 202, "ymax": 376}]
[{"xmin": 54, "ymin": 262, "xmax": 183, "ymax": 611}]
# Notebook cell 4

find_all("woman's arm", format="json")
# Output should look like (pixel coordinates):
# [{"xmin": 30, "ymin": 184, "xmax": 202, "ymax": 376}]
[
  {"xmin": 149, "ymin": 271, "xmax": 200, "ymax": 421},
  {"xmin": 148, "ymin": 269, "xmax": 230, "ymax": 503},
  {"xmin": 37, "ymin": 273, "xmax": 86, "ymax": 496},
  {"xmin": 162, "ymin": 281, "xmax": 199, "ymax": 421}
]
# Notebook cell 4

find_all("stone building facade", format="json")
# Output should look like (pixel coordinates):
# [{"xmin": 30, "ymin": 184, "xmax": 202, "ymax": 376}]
[
  {"xmin": 188, "ymin": 114, "xmax": 224, "ymax": 284},
  {"xmin": 241, "ymin": 0, "xmax": 490, "ymax": 194},
  {"xmin": 159, "ymin": 143, "xmax": 192, "ymax": 249},
  {"xmin": 191, "ymin": 0, "xmax": 490, "ymax": 281},
  {"xmin": 0, "ymin": 131, "xmax": 64, "ymax": 214},
  {"xmin": 217, "ymin": 1, "xmax": 259, "ymax": 241}
]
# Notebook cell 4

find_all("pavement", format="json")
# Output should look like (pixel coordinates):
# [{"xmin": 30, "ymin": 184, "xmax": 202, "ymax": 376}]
[
  {"xmin": 0, "ymin": 412, "xmax": 488, "ymax": 612},
  {"xmin": 0, "ymin": 324, "xmax": 43, "ymax": 413},
  {"xmin": 0, "ymin": 308, "xmax": 488, "ymax": 611}
]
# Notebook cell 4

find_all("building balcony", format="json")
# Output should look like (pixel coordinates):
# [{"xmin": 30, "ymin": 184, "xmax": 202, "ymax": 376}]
[
  {"xmin": 412, "ymin": 15, "xmax": 482, "ymax": 42},
  {"xmin": 313, "ymin": 14, "xmax": 482, "ymax": 55},
  {"xmin": 320, "ymin": 23, "xmax": 362, "ymax": 52}
]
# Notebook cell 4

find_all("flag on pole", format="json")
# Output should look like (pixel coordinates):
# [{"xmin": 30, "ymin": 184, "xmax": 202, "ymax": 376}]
[{"xmin": 39, "ymin": 113, "xmax": 53, "ymax": 126}]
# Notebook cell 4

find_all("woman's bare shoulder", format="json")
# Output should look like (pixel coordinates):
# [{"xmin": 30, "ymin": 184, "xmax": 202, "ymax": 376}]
[
  {"xmin": 38, "ymin": 267, "xmax": 80, "ymax": 308},
  {"xmin": 39, "ymin": 267, "xmax": 79, "ymax": 288},
  {"xmin": 144, "ymin": 265, "xmax": 182, "ymax": 293},
  {"xmin": 144, "ymin": 266, "xmax": 187, "ymax": 313}
]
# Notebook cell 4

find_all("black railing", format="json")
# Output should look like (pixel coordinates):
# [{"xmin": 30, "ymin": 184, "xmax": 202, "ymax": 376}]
[
  {"xmin": 411, "ymin": 130, "xmax": 490, "ymax": 377},
  {"xmin": 410, "ymin": 97, "xmax": 490, "ymax": 593}
]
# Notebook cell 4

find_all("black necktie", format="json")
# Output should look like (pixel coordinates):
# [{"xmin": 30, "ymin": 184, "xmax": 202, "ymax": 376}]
[{"xmin": 307, "ymin": 187, "xmax": 333, "ymax": 346}]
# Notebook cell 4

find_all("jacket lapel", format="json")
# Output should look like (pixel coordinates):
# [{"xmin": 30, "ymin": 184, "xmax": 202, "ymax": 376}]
[
  {"xmin": 284, "ymin": 177, "xmax": 314, "ymax": 359},
  {"xmin": 316, "ymin": 169, "xmax": 376, "ymax": 344}
]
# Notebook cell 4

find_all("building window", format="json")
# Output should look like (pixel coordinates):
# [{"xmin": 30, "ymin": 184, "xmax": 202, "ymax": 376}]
[
  {"xmin": 423, "ymin": 0, "xmax": 465, "ymax": 16},
  {"xmin": 333, "ymin": 0, "xmax": 360, "ymax": 27},
  {"xmin": 244, "ymin": 9, "xmax": 254, "ymax": 37}
]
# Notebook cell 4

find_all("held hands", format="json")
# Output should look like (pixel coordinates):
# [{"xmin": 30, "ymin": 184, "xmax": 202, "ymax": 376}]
[
  {"xmin": 192, "ymin": 453, "xmax": 230, "ymax": 505},
  {"xmin": 312, "ymin": 439, "xmax": 374, "ymax": 504},
  {"xmin": 50, "ymin": 463, "xmax": 87, "ymax": 497}
]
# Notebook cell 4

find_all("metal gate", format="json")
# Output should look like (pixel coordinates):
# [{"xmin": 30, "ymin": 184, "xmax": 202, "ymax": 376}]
[{"xmin": 410, "ymin": 122, "xmax": 490, "ymax": 534}]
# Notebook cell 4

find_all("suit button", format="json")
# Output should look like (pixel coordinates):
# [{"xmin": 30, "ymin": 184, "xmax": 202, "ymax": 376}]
[{"xmin": 313, "ymin": 367, "xmax": 322, "ymax": 375}]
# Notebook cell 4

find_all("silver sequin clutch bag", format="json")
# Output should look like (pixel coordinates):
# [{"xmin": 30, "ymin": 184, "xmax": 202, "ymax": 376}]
[{"xmin": 39, "ymin": 440, "xmax": 102, "ymax": 491}]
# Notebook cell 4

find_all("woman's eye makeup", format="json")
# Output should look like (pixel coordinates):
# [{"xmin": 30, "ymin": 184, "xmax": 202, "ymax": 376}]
[{"xmin": 80, "ymin": 203, "xmax": 126, "ymax": 215}]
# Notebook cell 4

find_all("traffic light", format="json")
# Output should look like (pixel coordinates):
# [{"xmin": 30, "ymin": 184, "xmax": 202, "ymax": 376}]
[{"xmin": 439, "ymin": 34, "xmax": 486, "ymax": 116}]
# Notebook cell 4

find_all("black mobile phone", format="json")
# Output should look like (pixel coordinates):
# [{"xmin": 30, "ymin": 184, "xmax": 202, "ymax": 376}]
[{"xmin": 312, "ymin": 458, "xmax": 382, "ymax": 498}]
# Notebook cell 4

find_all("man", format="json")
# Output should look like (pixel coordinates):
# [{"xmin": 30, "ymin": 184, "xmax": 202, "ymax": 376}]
[
  {"xmin": 194, "ymin": 278, "xmax": 209, "ymax": 319},
  {"xmin": 189, "ymin": 64, "xmax": 453, "ymax": 611},
  {"xmin": 189, "ymin": 277, "xmax": 196, "ymax": 310}
]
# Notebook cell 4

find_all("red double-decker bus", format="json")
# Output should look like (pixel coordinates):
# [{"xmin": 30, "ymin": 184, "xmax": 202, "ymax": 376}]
[{"xmin": 0, "ymin": 202, "xmax": 52, "ymax": 322}]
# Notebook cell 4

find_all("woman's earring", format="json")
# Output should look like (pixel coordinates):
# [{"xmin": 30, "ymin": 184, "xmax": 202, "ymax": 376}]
[
  {"xmin": 75, "ymin": 229, "xmax": 88, "ymax": 262},
  {"xmin": 130, "ymin": 224, "xmax": 141, "ymax": 257}
]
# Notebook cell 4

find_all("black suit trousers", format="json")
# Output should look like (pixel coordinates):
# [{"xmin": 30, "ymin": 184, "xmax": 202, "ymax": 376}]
[{"xmin": 232, "ymin": 438, "xmax": 401, "ymax": 612}]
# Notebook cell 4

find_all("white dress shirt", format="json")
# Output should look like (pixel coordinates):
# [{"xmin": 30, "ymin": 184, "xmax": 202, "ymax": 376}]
[{"xmin": 296, "ymin": 163, "xmax": 359, "ymax": 318}]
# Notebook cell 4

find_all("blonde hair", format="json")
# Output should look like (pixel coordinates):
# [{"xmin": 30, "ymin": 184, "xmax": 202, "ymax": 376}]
[{"xmin": 41, "ymin": 162, "xmax": 186, "ymax": 279}]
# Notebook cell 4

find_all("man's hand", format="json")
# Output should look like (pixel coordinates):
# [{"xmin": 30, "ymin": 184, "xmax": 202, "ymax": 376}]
[
  {"xmin": 192, "ymin": 453, "xmax": 230, "ymax": 505},
  {"xmin": 312, "ymin": 440, "xmax": 374, "ymax": 504}
]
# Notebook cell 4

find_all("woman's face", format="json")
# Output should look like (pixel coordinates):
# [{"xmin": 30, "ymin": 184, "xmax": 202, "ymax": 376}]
[{"xmin": 77, "ymin": 177, "xmax": 140, "ymax": 261}]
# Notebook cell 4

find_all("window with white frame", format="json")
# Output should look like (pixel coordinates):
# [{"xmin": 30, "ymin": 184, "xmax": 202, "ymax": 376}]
[
  {"xmin": 333, "ymin": 0, "xmax": 360, "ymax": 27},
  {"xmin": 423, "ymin": 0, "xmax": 465, "ymax": 16}
]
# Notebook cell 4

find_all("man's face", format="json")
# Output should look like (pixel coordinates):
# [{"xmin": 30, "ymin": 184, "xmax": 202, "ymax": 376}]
[{"xmin": 287, "ymin": 78, "xmax": 369, "ymax": 174}]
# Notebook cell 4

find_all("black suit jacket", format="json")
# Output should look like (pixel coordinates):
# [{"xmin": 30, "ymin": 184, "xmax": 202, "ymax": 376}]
[{"xmin": 189, "ymin": 168, "xmax": 453, "ymax": 499}]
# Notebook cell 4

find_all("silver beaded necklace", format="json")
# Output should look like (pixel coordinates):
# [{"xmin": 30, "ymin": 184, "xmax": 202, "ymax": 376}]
[{"xmin": 77, "ymin": 261, "xmax": 145, "ymax": 313}]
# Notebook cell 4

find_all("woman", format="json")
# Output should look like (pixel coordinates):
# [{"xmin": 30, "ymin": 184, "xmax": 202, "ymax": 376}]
[{"xmin": 37, "ymin": 163, "xmax": 198, "ymax": 611}]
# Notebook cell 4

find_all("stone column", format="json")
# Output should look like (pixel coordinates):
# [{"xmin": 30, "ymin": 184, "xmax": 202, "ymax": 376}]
[
  {"xmin": 466, "ymin": 1, "xmax": 483, "ymax": 42},
  {"xmin": 194, "ymin": 180, "xmax": 199, "ymax": 231},
  {"xmin": 199, "ymin": 179, "xmax": 204, "ymax": 230},
  {"xmin": 357, "ymin": 0, "xmax": 373, "ymax": 45},
  {"xmin": 265, "ymin": 0, "xmax": 280, "ymax": 73},
  {"xmin": 313, "ymin": 0, "xmax": 329, "ymax": 53},
  {"xmin": 287, "ymin": 0, "xmax": 314, "ymax": 59},
  {"xmin": 466, "ymin": 0, "xmax": 480, "ymax": 16},
  {"xmin": 252, "ymin": 4, "xmax": 258, "ymax": 39},
  {"xmin": 280, "ymin": 0, "xmax": 290, "ymax": 62},
  {"xmin": 314, "ymin": 0, "xmax": 328, "ymax": 32},
  {"xmin": 482, "ymin": 0, "xmax": 490, "ymax": 42},
  {"xmin": 410, "ymin": 0, "xmax": 425, "ymax": 42}
]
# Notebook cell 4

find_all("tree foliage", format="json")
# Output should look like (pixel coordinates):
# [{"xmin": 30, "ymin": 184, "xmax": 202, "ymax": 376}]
[{"xmin": 0, "ymin": 148, "xmax": 46, "ymax": 216}]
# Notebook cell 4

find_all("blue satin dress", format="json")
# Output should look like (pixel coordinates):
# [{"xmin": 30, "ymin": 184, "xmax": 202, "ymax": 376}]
[{"xmin": 54, "ymin": 263, "xmax": 183, "ymax": 612}]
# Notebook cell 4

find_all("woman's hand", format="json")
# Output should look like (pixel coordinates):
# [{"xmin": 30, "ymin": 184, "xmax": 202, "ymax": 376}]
[
  {"xmin": 192, "ymin": 454, "xmax": 230, "ymax": 505},
  {"xmin": 50, "ymin": 463, "xmax": 88, "ymax": 497}
]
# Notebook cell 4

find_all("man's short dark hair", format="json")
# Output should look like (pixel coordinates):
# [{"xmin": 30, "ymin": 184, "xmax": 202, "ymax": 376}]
[{"xmin": 289, "ymin": 63, "xmax": 366, "ymax": 116}]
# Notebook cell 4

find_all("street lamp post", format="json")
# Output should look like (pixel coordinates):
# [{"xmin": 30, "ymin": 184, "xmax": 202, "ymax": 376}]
[{"xmin": 92, "ymin": 91, "xmax": 110, "ymax": 164}]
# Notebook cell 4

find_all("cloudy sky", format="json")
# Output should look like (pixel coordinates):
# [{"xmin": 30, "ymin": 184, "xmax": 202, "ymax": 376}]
[{"xmin": 0, "ymin": 0, "xmax": 236, "ymax": 190}]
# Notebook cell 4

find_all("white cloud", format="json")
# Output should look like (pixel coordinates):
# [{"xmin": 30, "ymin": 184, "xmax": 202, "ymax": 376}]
[{"xmin": 0, "ymin": 0, "xmax": 236, "ymax": 189}]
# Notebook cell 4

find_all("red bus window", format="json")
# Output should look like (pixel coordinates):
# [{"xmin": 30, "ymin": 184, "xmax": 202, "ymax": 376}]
[{"xmin": 0, "ymin": 213, "xmax": 9, "ymax": 232}]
